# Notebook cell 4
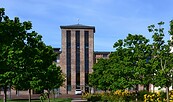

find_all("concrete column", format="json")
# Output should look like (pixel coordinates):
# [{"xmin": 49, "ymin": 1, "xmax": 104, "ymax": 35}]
[
  {"xmin": 71, "ymin": 29, "xmax": 76, "ymax": 93},
  {"xmin": 80, "ymin": 29, "xmax": 85, "ymax": 91},
  {"xmin": 60, "ymin": 29, "xmax": 67, "ymax": 94},
  {"xmin": 89, "ymin": 30, "xmax": 94, "ymax": 73}
]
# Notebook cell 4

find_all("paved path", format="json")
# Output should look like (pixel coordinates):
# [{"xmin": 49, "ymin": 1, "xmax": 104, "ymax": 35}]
[
  {"xmin": 0, "ymin": 94, "xmax": 83, "ymax": 100},
  {"xmin": 1, "ymin": 94, "xmax": 88, "ymax": 102},
  {"xmin": 71, "ymin": 98, "xmax": 87, "ymax": 102},
  {"xmin": 0, "ymin": 94, "xmax": 40, "ymax": 100}
]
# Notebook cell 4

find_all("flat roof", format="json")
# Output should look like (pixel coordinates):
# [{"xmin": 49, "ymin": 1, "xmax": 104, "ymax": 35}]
[
  {"xmin": 94, "ymin": 51, "xmax": 112, "ymax": 54},
  {"xmin": 53, "ymin": 48, "xmax": 60, "ymax": 51},
  {"xmin": 53, "ymin": 48, "xmax": 61, "ymax": 53},
  {"xmin": 60, "ymin": 24, "xmax": 95, "ymax": 33}
]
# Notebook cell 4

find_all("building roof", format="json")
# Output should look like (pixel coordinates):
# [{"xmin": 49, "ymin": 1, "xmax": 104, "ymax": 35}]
[
  {"xmin": 53, "ymin": 48, "xmax": 60, "ymax": 51},
  {"xmin": 60, "ymin": 24, "xmax": 95, "ymax": 33},
  {"xmin": 53, "ymin": 48, "xmax": 61, "ymax": 53},
  {"xmin": 94, "ymin": 51, "xmax": 112, "ymax": 54}
]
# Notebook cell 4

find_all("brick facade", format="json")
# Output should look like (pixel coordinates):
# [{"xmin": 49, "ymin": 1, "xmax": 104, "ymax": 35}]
[{"xmin": 59, "ymin": 24, "xmax": 95, "ymax": 94}]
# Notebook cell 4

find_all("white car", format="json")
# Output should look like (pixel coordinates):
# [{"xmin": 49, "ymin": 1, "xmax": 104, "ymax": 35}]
[{"xmin": 75, "ymin": 89, "xmax": 82, "ymax": 95}]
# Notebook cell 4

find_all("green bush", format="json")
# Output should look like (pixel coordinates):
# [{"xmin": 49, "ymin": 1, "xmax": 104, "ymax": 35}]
[
  {"xmin": 138, "ymin": 90, "xmax": 151, "ymax": 101},
  {"xmin": 88, "ymin": 94, "xmax": 101, "ymax": 101},
  {"xmin": 143, "ymin": 91, "xmax": 167, "ymax": 102},
  {"xmin": 160, "ymin": 91, "xmax": 166, "ymax": 100},
  {"xmin": 101, "ymin": 92, "xmax": 118, "ymax": 102},
  {"xmin": 83, "ymin": 90, "xmax": 136, "ymax": 102},
  {"xmin": 40, "ymin": 93, "xmax": 48, "ymax": 102},
  {"xmin": 83, "ymin": 93, "xmax": 102, "ymax": 101}
]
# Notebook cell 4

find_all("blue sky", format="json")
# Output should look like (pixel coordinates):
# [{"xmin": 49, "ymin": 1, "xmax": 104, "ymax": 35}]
[{"xmin": 1, "ymin": 0, "xmax": 173, "ymax": 51}]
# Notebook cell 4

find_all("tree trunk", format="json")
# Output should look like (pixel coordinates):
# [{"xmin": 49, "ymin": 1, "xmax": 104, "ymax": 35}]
[
  {"xmin": 153, "ymin": 84, "xmax": 155, "ymax": 93},
  {"xmin": 53, "ymin": 89, "xmax": 55, "ymax": 100},
  {"xmin": 47, "ymin": 90, "xmax": 50, "ymax": 102},
  {"xmin": 146, "ymin": 84, "xmax": 150, "ymax": 92},
  {"xmin": 166, "ymin": 87, "xmax": 169, "ymax": 102},
  {"xmin": 28, "ymin": 89, "xmax": 31, "ymax": 102},
  {"xmin": 135, "ymin": 85, "xmax": 138, "ymax": 102},
  {"xmin": 3, "ymin": 87, "xmax": 7, "ymax": 102},
  {"xmin": 9, "ymin": 86, "xmax": 11, "ymax": 99},
  {"xmin": 16, "ymin": 90, "xmax": 19, "ymax": 96}
]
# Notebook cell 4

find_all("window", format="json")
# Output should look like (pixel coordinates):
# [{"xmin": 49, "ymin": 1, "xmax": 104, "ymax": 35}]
[
  {"xmin": 84, "ymin": 31, "xmax": 89, "ymax": 85},
  {"xmin": 76, "ymin": 31, "xmax": 80, "ymax": 87},
  {"xmin": 66, "ymin": 30, "xmax": 71, "ymax": 91},
  {"xmin": 103, "ymin": 54, "xmax": 107, "ymax": 58},
  {"xmin": 76, "ymin": 31, "xmax": 80, "ymax": 49},
  {"xmin": 67, "ymin": 85, "xmax": 71, "ymax": 91}
]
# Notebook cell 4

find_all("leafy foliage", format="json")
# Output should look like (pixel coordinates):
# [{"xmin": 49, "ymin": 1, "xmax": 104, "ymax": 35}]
[
  {"xmin": 89, "ymin": 20, "xmax": 173, "ymax": 102},
  {"xmin": 90, "ymin": 34, "xmax": 152, "ymax": 91},
  {"xmin": 148, "ymin": 21, "xmax": 173, "ymax": 102},
  {"xmin": 89, "ymin": 58, "xmax": 110, "ymax": 90},
  {"xmin": 0, "ymin": 8, "xmax": 64, "ymax": 102}
]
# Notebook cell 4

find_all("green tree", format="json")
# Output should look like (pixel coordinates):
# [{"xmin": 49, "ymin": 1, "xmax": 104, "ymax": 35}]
[
  {"xmin": 13, "ymin": 22, "xmax": 65, "ymax": 102},
  {"xmin": 0, "ymin": 8, "xmax": 64, "ymax": 102},
  {"xmin": 148, "ymin": 21, "xmax": 173, "ymax": 102},
  {"xmin": 41, "ymin": 64, "xmax": 64, "ymax": 102},
  {"xmin": 89, "ymin": 58, "xmax": 110, "ymax": 91},
  {"xmin": 18, "ymin": 32, "xmax": 45, "ymax": 102},
  {"xmin": 37, "ymin": 46, "xmax": 64, "ymax": 102},
  {"xmin": 89, "ymin": 19, "xmax": 173, "ymax": 101},
  {"xmin": 0, "ymin": 8, "xmax": 31, "ymax": 102},
  {"xmin": 89, "ymin": 34, "xmax": 153, "ymax": 94},
  {"xmin": 110, "ymin": 34, "xmax": 152, "ymax": 91}
]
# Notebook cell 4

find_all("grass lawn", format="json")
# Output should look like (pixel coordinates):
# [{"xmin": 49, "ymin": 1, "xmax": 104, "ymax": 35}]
[{"xmin": 0, "ymin": 98, "xmax": 72, "ymax": 102}]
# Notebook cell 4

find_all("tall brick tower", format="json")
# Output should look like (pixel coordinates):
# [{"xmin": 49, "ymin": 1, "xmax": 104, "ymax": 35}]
[{"xmin": 60, "ymin": 24, "xmax": 95, "ymax": 94}]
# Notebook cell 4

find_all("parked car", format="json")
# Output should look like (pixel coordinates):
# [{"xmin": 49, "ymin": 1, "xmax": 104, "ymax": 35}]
[{"xmin": 75, "ymin": 89, "xmax": 82, "ymax": 95}]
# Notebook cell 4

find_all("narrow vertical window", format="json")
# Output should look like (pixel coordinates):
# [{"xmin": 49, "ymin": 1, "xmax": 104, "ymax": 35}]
[
  {"xmin": 76, "ymin": 31, "xmax": 80, "ymax": 88},
  {"xmin": 66, "ymin": 30, "xmax": 71, "ymax": 91},
  {"xmin": 84, "ymin": 31, "xmax": 89, "ymax": 89}
]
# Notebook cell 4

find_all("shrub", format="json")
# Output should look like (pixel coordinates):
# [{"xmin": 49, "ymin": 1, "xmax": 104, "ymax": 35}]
[
  {"xmin": 83, "ymin": 90, "xmax": 135, "ymax": 102},
  {"xmin": 144, "ymin": 91, "xmax": 166, "ymax": 102},
  {"xmin": 113, "ymin": 90, "xmax": 135, "ymax": 101},
  {"xmin": 83, "ymin": 90, "xmax": 173, "ymax": 102},
  {"xmin": 138, "ymin": 90, "xmax": 151, "ymax": 101},
  {"xmin": 40, "ymin": 92, "xmax": 48, "ymax": 102},
  {"xmin": 169, "ymin": 90, "xmax": 173, "ymax": 102},
  {"xmin": 82, "ymin": 93, "xmax": 102, "ymax": 101}
]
